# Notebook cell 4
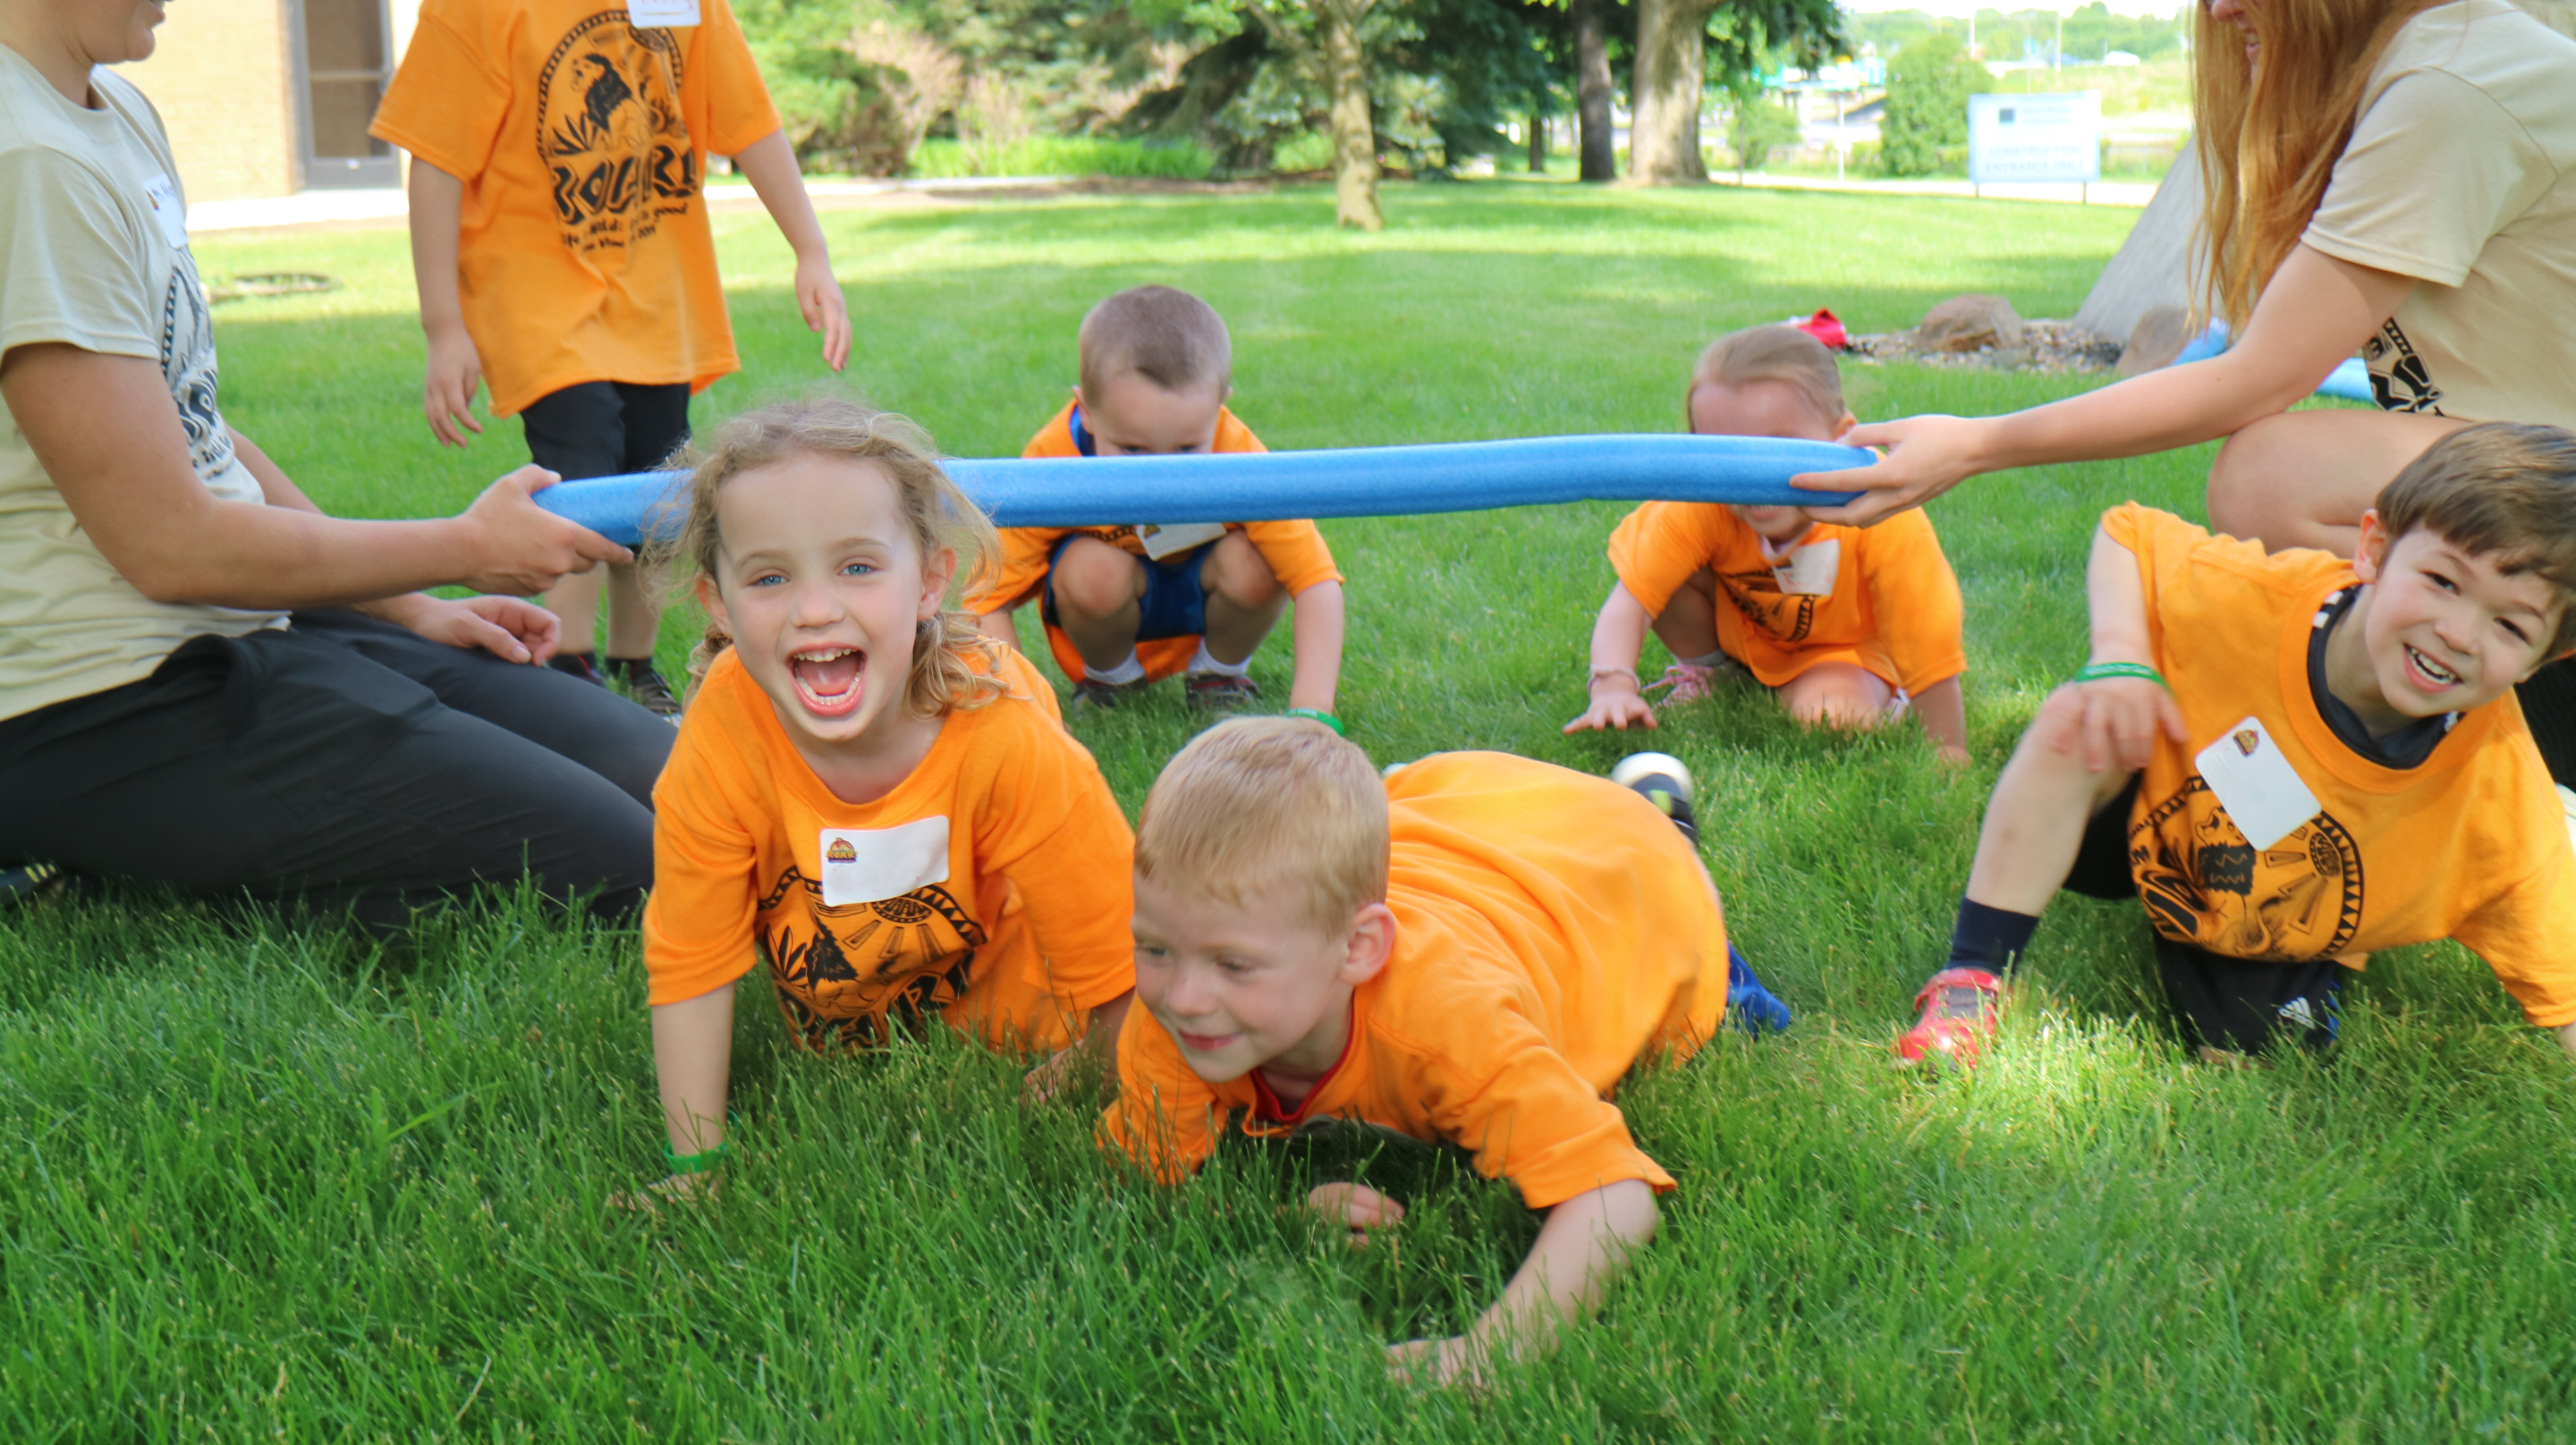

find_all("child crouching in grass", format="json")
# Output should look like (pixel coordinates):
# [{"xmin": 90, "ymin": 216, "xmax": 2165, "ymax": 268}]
[
  {"xmin": 1566, "ymin": 325, "xmax": 1970, "ymax": 763},
  {"xmin": 1099, "ymin": 719, "xmax": 1773, "ymax": 1385},
  {"xmin": 637, "ymin": 398, "xmax": 1135, "ymax": 1197},
  {"xmin": 1901, "ymin": 424, "xmax": 2576, "ymax": 1069}
]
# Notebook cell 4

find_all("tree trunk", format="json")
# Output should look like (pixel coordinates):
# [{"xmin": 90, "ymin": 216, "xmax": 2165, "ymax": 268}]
[
  {"xmin": 1630, "ymin": 0, "xmax": 1711, "ymax": 184},
  {"xmin": 1572, "ymin": 0, "xmax": 1615, "ymax": 182},
  {"xmin": 1527, "ymin": 110, "xmax": 1547, "ymax": 173},
  {"xmin": 1318, "ymin": 0, "xmax": 1383, "ymax": 230}
]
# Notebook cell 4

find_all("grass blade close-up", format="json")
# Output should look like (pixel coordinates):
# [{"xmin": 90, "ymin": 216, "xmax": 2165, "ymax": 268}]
[{"xmin": 6, "ymin": 182, "xmax": 2574, "ymax": 1442}]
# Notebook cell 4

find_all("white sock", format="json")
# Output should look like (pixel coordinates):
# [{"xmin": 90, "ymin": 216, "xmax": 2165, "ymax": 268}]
[
  {"xmin": 1680, "ymin": 649, "xmax": 1729, "ymax": 668},
  {"xmin": 1188, "ymin": 642, "xmax": 1250, "ymax": 678},
  {"xmin": 1084, "ymin": 651, "xmax": 1146, "ymax": 686}
]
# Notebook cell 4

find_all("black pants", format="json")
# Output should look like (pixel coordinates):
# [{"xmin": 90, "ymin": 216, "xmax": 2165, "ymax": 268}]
[
  {"xmin": 522, "ymin": 379, "xmax": 692, "ymax": 486},
  {"xmin": 2515, "ymin": 659, "xmax": 2576, "ymax": 787},
  {"xmin": 0, "ymin": 610, "xmax": 671, "ymax": 928}
]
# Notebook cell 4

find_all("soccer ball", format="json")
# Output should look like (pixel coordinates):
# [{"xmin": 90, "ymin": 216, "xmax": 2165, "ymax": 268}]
[{"xmin": 1611, "ymin": 751, "xmax": 1698, "ymax": 841}]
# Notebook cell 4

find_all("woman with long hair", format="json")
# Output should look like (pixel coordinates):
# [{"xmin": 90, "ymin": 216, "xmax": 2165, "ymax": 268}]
[{"xmin": 1797, "ymin": 0, "xmax": 2576, "ymax": 777}]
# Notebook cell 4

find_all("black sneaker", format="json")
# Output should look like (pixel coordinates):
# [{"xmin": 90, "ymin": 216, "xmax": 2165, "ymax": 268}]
[
  {"xmin": 608, "ymin": 656, "xmax": 682, "ymax": 722},
  {"xmin": 1069, "ymin": 678, "xmax": 1151, "ymax": 713},
  {"xmin": 549, "ymin": 651, "xmax": 606, "ymax": 686},
  {"xmin": 1610, "ymin": 751, "xmax": 1699, "ymax": 843},
  {"xmin": 1184, "ymin": 672, "xmax": 1261, "ymax": 713}
]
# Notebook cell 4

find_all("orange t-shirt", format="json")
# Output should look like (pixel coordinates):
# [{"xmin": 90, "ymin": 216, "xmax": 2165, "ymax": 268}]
[
  {"xmin": 1099, "ymin": 752, "xmax": 1730, "ymax": 1209},
  {"xmin": 370, "ymin": 0, "xmax": 781, "ymax": 417},
  {"xmin": 1606, "ymin": 503, "xmax": 1966, "ymax": 694},
  {"xmin": 643, "ymin": 645, "xmax": 1135, "ymax": 1053},
  {"xmin": 2104, "ymin": 503, "xmax": 2576, "ymax": 1025},
  {"xmin": 961, "ymin": 401, "xmax": 1343, "ymax": 684}
]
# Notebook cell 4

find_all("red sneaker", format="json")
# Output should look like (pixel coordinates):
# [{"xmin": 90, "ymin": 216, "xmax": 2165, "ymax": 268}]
[{"xmin": 1895, "ymin": 967, "xmax": 2005, "ymax": 1067}]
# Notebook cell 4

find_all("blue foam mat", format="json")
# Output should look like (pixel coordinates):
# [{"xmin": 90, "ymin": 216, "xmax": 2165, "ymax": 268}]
[{"xmin": 530, "ymin": 434, "xmax": 1872, "ymax": 547}]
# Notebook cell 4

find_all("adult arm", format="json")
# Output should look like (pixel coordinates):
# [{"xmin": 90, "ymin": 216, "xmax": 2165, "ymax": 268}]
[
  {"xmin": 0, "ymin": 343, "xmax": 629, "ymax": 606},
  {"xmin": 1383, "ymin": 1179, "xmax": 1658, "ymax": 1388},
  {"xmin": 405, "ymin": 159, "xmax": 485, "ymax": 448},
  {"xmin": 1287, "ymin": 579, "xmax": 1344, "ymax": 714},
  {"xmin": 730, "ymin": 130, "xmax": 850, "ymax": 373},
  {"xmin": 1796, "ymin": 247, "xmax": 2417, "ymax": 526}
]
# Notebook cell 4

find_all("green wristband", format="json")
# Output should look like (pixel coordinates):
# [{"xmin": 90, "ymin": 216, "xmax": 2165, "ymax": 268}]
[
  {"xmin": 663, "ymin": 1137, "xmax": 731, "ymax": 1176},
  {"xmin": 1284, "ymin": 707, "xmax": 1345, "ymax": 736},
  {"xmin": 2073, "ymin": 662, "xmax": 2167, "ymax": 689}
]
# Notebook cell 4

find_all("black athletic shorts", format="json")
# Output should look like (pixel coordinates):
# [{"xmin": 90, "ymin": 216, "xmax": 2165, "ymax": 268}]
[
  {"xmin": 521, "ymin": 379, "xmax": 692, "ymax": 484},
  {"xmin": 2514, "ymin": 658, "xmax": 2576, "ymax": 789},
  {"xmin": 2062, "ymin": 773, "xmax": 2343, "ymax": 1056},
  {"xmin": 0, "ymin": 609, "xmax": 671, "ymax": 929}
]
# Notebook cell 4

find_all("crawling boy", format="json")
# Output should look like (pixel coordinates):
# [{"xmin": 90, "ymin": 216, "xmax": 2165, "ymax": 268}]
[
  {"xmin": 967, "ymin": 286, "xmax": 1347, "ymax": 722},
  {"xmin": 1566, "ymin": 325, "xmax": 1969, "ymax": 762},
  {"xmin": 1901, "ymin": 423, "xmax": 2576, "ymax": 1068},
  {"xmin": 1099, "ymin": 718, "xmax": 1758, "ymax": 1383}
]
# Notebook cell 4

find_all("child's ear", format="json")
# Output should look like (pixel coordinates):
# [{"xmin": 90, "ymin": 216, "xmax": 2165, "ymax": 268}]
[
  {"xmin": 919, "ymin": 545, "xmax": 957, "ymax": 620},
  {"xmin": 2351, "ymin": 510, "xmax": 2392, "ymax": 584},
  {"xmin": 1830, "ymin": 410, "xmax": 1860, "ymax": 441},
  {"xmin": 695, "ymin": 572, "xmax": 733, "ymax": 636},
  {"xmin": 1338, "ymin": 902, "xmax": 1397, "ymax": 987}
]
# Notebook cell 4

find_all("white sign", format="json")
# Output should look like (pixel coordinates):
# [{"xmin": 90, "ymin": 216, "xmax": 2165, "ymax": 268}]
[{"xmin": 1968, "ymin": 91, "xmax": 2100, "ymax": 186}]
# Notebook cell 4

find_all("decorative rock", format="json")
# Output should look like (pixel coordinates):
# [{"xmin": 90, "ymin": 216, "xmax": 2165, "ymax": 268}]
[
  {"xmin": 2117, "ymin": 304, "xmax": 2198, "ymax": 378},
  {"xmin": 1915, "ymin": 293, "xmax": 2023, "ymax": 353}
]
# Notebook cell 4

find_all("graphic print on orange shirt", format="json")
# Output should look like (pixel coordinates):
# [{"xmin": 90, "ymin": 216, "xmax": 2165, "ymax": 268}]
[
  {"xmin": 755, "ymin": 866, "xmax": 987, "ymax": 1051},
  {"xmin": 1713, "ymin": 566, "xmax": 1818, "ymax": 645},
  {"xmin": 2130, "ymin": 782, "xmax": 2366, "ymax": 961},
  {"xmin": 538, "ymin": 15, "xmax": 697, "ymax": 255}
]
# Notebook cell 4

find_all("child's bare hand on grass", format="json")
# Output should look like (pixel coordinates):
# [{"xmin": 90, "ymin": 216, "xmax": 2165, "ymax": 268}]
[
  {"xmin": 2061, "ymin": 676, "xmax": 2185, "ymax": 773},
  {"xmin": 1563, "ymin": 685, "xmax": 1657, "ymax": 735},
  {"xmin": 1386, "ymin": 1335, "xmax": 1488, "ymax": 1391},
  {"xmin": 609, "ymin": 1170, "xmax": 720, "ymax": 1216},
  {"xmin": 1306, "ymin": 1181, "xmax": 1404, "ymax": 1246}
]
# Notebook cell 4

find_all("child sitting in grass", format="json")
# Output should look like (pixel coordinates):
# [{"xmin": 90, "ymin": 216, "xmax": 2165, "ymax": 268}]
[
  {"xmin": 638, "ymin": 399, "xmax": 1135, "ymax": 1195},
  {"xmin": 1565, "ymin": 325, "xmax": 1969, "ymax": 763},
  {"xmin": 1098, "ymin": 719, "xmax": 1773, "ymax": 1385},
  {"xmin": 1900, "ymin": 423, "xmax": 2576, "ymax": 1069},
  {"xmin": 965, "ymin": 286, "xmax": 1347, "ymax": 724}
]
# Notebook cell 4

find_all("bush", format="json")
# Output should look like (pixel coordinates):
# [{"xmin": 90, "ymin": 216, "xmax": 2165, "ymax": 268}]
[
  {"xmin": 906, "ymin": 137, "xmax": 1216, "ymax": 181},
  {"xmin": 1877, "ymin": 30, "xmax": 1986, "ymax": 178},
  {"xmin": 1725, "ymin": 91, "xmax": 1805, "ymax": 175},
  {"xmin": 1269, "ymin": 131, "xmax": 1335, "ymax": 174}
]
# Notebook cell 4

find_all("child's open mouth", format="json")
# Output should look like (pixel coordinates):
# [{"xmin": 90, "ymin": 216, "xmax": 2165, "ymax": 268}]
[
  {"xmin": 788, "ymin": 645, "xmax": 867, "ymax": 718},
  {"xmin": 2404, "ymin": 643, "xmax": 2463, "ymax": 692}
]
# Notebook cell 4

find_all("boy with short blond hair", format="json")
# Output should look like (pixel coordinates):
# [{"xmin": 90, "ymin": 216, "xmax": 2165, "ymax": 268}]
[
  {"xmin": 1099, "ymin": 718, "xmax": 1760, "ymax": 1384},
  {"xmin": 967, "ymin": 286, "xmax": 1346, "ymax": 722},
  {"xmin": 1901, "ymin": 423, "xmax": 2576, "ymax": 1069},
  {"xmin": 1568, "ymin": 324, "xmax": 1970, "ymax": 762}
]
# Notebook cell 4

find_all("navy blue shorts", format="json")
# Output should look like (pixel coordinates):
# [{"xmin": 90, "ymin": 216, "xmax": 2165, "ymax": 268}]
[{"xmin": 1040, "ymin": 535, "xmax": 1211, "ymax": 642}]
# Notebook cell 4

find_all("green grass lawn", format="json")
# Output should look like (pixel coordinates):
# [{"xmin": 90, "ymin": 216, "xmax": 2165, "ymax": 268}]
[{"xmin": 9, "ymin": 182, "xmax": 2574, "ymax": 1441}]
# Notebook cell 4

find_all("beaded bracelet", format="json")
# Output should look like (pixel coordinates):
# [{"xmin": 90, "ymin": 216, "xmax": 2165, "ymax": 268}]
[
  {"xmin": 1284, "ymin": 707, "xmax": 1345, "ymax": 736},
  {"xmin": 2073, "ymin": 661, "xmax": 2167, "ymax": 689}
]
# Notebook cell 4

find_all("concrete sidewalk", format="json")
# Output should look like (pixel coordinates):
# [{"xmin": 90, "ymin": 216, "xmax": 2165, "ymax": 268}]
[{"xmin": 1710, "ymin": 171, "xmax": 2156, "ymax": 207}]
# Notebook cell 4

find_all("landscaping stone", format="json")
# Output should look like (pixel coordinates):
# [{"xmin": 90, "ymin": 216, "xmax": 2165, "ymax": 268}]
[
  {"xmin": 1916, "ymin": 292, "xmax": 2023, "ymax": 352},
  {"xmin": 2117, "ymin": 304, "xmax": 2198, "ymax": 377}
]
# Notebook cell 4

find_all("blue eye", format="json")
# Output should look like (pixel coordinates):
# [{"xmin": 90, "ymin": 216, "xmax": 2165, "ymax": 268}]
[
  {"xmin": 842, "ymin": 561, "xmax": 877, "ymax": 578},
  {"xmin": 747, "ymin": 573, "xmax": 785, "ymax": 587}
]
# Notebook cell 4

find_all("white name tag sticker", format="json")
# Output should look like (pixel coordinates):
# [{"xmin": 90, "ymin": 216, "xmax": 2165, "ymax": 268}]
[
  {"xmin": 2193, "ymin": 715, "xmax": 2322, "ymax": 851},
  {"xmin": 141, "ymin": 173, "xmax": 188, "ymax": 248},
  {"xmin": 818, "ymin": 816, "xmax": 951, "ymax": 907},
  {"xmin": 1772, "ymin": 538, "xmax": 1841, "ymax": 596},
  {"xmin": 1136, "ymin": 521, "xmax": 1227, "ymax": 561},
  {"xmin": 628, "ymin": 0, "xmax": 700, "ymax": 25}
]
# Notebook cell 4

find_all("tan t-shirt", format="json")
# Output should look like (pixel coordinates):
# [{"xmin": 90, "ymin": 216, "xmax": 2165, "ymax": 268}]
[
  {"xmin": 0, "ymin": 52, "xmax": 285, "ymax": 724},
  {"xmin": 2303, "ymin": 0, "xmax": 2576, "ymax": 426}
]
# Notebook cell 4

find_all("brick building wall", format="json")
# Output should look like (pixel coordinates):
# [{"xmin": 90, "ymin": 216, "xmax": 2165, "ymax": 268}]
[{"xmin": 117, "ymin": 0, "xmax": 301, "ymax": 202}]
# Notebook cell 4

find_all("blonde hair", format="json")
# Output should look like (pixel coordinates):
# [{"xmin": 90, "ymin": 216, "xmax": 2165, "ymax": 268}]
[
  {"xmin": 1135, "ymin": 717, "xmax": 1388, "ymax": 936},
  {"xmin": 1078, "ymin": 284, "xmax": 1233, "ymax": 401},
  {"xmin": 1686, "ymin": 325, "xmax": 1847, "ymax": 431},
  {"xmin": 2195, "ymin": 0, "xmax": 2437, "ymax": 329},
  {"xmin": 665, "ymin": 396, "xmax": 1010, "ymax": 716}
]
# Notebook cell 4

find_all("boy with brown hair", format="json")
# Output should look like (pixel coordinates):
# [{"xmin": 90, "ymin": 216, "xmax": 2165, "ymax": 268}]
[
  {"xmin": 1901, "ymin": 423, "xmax": 2576, "ymax": 1069},
  {"xmin": 1567, "ymin": 324, "xmax": 1969, "ymax": 763},
  {"xmin": 1099, "ymin": 719, "xmax": 1771, "ymax": 1384},
  {"xmin": 373, "ymin": 0, "xmax": 850, "ymax": 716},
  {"xmin": 966, "ymin": 286, "xmax": 1346, "ymax": 723}
]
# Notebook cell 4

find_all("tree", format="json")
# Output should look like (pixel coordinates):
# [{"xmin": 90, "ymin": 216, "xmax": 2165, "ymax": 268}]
[
  {"xmin": 1627, "ymin": 0, "xmax": 1837, "ymax": 185},
  {"xmin": 1570, "ymin": 0, "xmax": 1618, "ymax": 180},
  {"xmin": 1877, "ymin": 29, "xmax": 1983, "ymax": 178}
]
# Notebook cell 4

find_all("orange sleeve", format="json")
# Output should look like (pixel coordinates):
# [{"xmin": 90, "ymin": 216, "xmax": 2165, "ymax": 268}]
[
  {"xmin": 368, "ymin": 1, "xmax": 510, "ymax": 182},
  {"xmin": 1605, "ymin": 503, "xmax": 1723, "ymax": 619},
  {"xmin": 1402, "ymin": 1000, "xmax": 1674, "ymax": 1210},
  {"xmin": 1098, "ymin": 1006, "xmax": 1224, "ymax": 1183},
  {"xmin": 1855, "ymin": 510, "xmax": 1967, "ymax": 696},
  {"xmin": 1239, "ymin": 520, "xmax": 1342, "ymax": 596},
  {"xmin": 641, "ymin": 712, "xmax": 765, "ymax": 1006},
  {"xmin": 970, "ymin": 680, "xmax": 1138, "ymax": 1010},
  {"xmin": 2451, "ymin": 773, "xmax": 2576, "ymax": 1028},
  {"xmin": 694, "ymin": 0, "xmax": 784, "ymax": 156}
]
